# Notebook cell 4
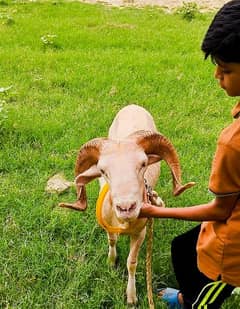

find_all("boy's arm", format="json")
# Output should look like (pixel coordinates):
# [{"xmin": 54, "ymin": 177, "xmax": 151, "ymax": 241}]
[{"xmin": 139, "ymin": 194, "xmax": 238, "ymax": 222}]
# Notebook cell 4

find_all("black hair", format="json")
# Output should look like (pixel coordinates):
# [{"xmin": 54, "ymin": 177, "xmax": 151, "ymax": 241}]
[{"xmin": 201, "ymin": 0, "xmax": 240, "ymax": 63}]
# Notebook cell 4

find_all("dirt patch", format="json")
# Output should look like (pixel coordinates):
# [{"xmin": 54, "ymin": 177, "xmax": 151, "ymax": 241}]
[{"xmin": 80, "ymin": 0, "xmax": 229, "ymax": 11}]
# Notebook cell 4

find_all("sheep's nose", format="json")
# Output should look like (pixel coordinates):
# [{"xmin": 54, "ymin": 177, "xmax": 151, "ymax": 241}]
[{"xmin": 116, "ymin": 202, "xmax": 137, "ymax": 213}]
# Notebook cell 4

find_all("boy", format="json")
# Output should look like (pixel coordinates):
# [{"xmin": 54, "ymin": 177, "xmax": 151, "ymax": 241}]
[{"xmin": 139, "ymin": 1, "xmax": 240, "ymax": 308}]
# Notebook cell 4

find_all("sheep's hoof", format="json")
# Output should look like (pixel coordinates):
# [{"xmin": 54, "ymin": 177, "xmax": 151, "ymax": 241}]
[
  {"xmin": 127, "ymin": 296, "xmax": 138, "ymax": 308},
  {"xmin": 108, "ymin": 259, "xmax": 116, "ymax": 268},
  {"xmin": 127, "ymin": 301, "xmax": 137, "ymax": 308},
  {"xmin": 107, "ymin": 256, "xmax": 118, "ymax": 268}
]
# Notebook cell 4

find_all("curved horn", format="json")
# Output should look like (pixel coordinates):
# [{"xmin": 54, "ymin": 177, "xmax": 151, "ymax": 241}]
[
  {"xmin": 75, "ymin": 137, "xmax": 107, "ymax": 177},
  {"xmin": 129, "ymin": 130, "xmax": 195, "ymax": 196},
  {"xmin": 59, "ymin": 137, "xmax": 107, "ymax": 211}
]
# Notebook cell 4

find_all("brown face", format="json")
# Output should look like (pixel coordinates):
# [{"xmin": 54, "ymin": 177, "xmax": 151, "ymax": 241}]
[{"xmin": 214, "ymin": 60, "xmax": 240, "ymax": 97}]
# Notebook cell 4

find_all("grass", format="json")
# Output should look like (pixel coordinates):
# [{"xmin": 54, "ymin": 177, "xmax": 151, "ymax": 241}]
[{"xmin": 0, "ymin": 1, "xmax": 239, "ymax": 308}]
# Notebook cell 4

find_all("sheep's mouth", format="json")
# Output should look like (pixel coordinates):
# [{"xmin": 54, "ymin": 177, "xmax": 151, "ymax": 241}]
[{"xmin": 117, "ymin": 215, "xmax": 138, "ymax": 223}]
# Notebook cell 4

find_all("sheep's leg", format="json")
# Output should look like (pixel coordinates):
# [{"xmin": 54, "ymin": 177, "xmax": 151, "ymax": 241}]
[
  {"xmin": 107, "ymin": 232, "xmax": 118, "ymax": 267},
  {"xmin": 126, "ymin": 228, "xmax": 146, "ymax": 305}
]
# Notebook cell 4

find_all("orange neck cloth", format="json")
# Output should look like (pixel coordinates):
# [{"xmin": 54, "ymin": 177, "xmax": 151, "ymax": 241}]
[{"xmin": 96, "ymin": 183, "xmax": 127, "ymax": 234}]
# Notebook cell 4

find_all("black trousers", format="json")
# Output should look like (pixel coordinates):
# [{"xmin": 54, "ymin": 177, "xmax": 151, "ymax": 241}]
[{"xmin": 171, "ymin": 225, "xmax": 234, "ymax": 309}]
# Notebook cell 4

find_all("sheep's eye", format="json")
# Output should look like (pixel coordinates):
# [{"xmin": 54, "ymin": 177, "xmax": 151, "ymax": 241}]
[
  {"xmin": 100, "ymin": 169, "xmax": 105, "ymax": 175},
  {"xmin": 141, "ymin": 162, "xmax": 147, "ymax": 168}
]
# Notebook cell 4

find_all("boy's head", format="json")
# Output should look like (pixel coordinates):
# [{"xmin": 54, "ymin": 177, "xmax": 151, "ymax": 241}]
[{"xmin": 202, "ymin": 0, "xmax": 240, "ymax": 63}]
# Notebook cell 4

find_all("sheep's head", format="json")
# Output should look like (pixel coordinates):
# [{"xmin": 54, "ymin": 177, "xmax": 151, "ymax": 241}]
[
  {"xmin": 96, "ymin": 141, "xmax": 150, "ymax": 222},
  {"xmin": 59, "ymin": 131, "xmax": 195, "ymax": 222}
]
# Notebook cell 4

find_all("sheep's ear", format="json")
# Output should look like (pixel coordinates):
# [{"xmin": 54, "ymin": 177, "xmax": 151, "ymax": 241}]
[
  {"xmin": 59, "ymin": 166, "xmax": 101, "ymax": 211},
  {"xmin": 147, "ymin": 154, "xmax": 161, "ymax": 165}
]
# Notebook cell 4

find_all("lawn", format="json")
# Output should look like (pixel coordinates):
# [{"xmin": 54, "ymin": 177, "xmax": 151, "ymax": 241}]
[{"xmin": 0, "ymin": 1, "xmax": 239, "ymax": 308}]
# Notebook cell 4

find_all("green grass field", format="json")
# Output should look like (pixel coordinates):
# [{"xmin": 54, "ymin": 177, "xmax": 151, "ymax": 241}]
[{"xmin": 0, "ymin": 1, "xmax": 239, "ymax": 308}]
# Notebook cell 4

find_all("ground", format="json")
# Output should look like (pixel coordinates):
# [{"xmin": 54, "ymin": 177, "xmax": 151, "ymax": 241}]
[{"xmin": 80, "ymin": 0, "xmax": 229, "ymax": 11}]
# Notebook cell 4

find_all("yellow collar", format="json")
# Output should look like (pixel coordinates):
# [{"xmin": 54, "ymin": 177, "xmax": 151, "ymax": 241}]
[{"xmin": 96, "ymin": 183, "xmax": 127, "ymax": 234}]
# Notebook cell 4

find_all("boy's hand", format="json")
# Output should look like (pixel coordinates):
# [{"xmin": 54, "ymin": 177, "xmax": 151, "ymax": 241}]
[{"xmin": 139, "ymin": 203, "xmax": 158, "ymax": 218}]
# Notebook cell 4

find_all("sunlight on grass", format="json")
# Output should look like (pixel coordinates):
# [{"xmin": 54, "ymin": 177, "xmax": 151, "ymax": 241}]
[{"xmin": 0, "ymin": 1, "xmax": 239, "ymax": 308}]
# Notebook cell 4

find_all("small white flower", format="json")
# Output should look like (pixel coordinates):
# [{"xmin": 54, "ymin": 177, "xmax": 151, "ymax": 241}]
[{"xmin": 41, "ymin": 34, "xmax": 57, "ymax": 45}]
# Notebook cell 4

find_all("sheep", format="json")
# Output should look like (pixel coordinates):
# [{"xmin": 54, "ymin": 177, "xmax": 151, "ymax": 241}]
[{"xmin": 59, "ymin": 104, "xmax": 194, "ymax": 306}]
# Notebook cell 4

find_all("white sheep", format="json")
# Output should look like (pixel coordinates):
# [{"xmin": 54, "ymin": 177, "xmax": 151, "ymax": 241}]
[{"xmin": 60, "ymin": 104, "xmax": 194, "ymax": 306}]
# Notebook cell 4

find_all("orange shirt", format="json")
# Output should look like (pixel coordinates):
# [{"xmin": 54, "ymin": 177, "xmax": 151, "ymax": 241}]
[{"xmin": 197, "ymin": 102, "xmax": 240, "ymax": 287}]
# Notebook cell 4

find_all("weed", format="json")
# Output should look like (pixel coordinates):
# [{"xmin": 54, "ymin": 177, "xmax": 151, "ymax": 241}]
[
  {"xmin": 41, "ymin": 34, "xmax": 60, "ymax": 50},
  {"xmin": 0, "ymin": 13, "xmax": 14, "ymax": 25},
  {"xmin": 177, "ymin": 2, "xmax": 199, "ymax": 21},
  {"xmin": 0, "ymin": 86, "xmax": 12, "ymax": 131}
]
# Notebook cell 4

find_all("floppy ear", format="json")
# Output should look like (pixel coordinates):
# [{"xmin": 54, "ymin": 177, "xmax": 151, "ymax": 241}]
[{"xmin": 59, "ymin": 165, "xmax": 101, "ymax": 211}]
